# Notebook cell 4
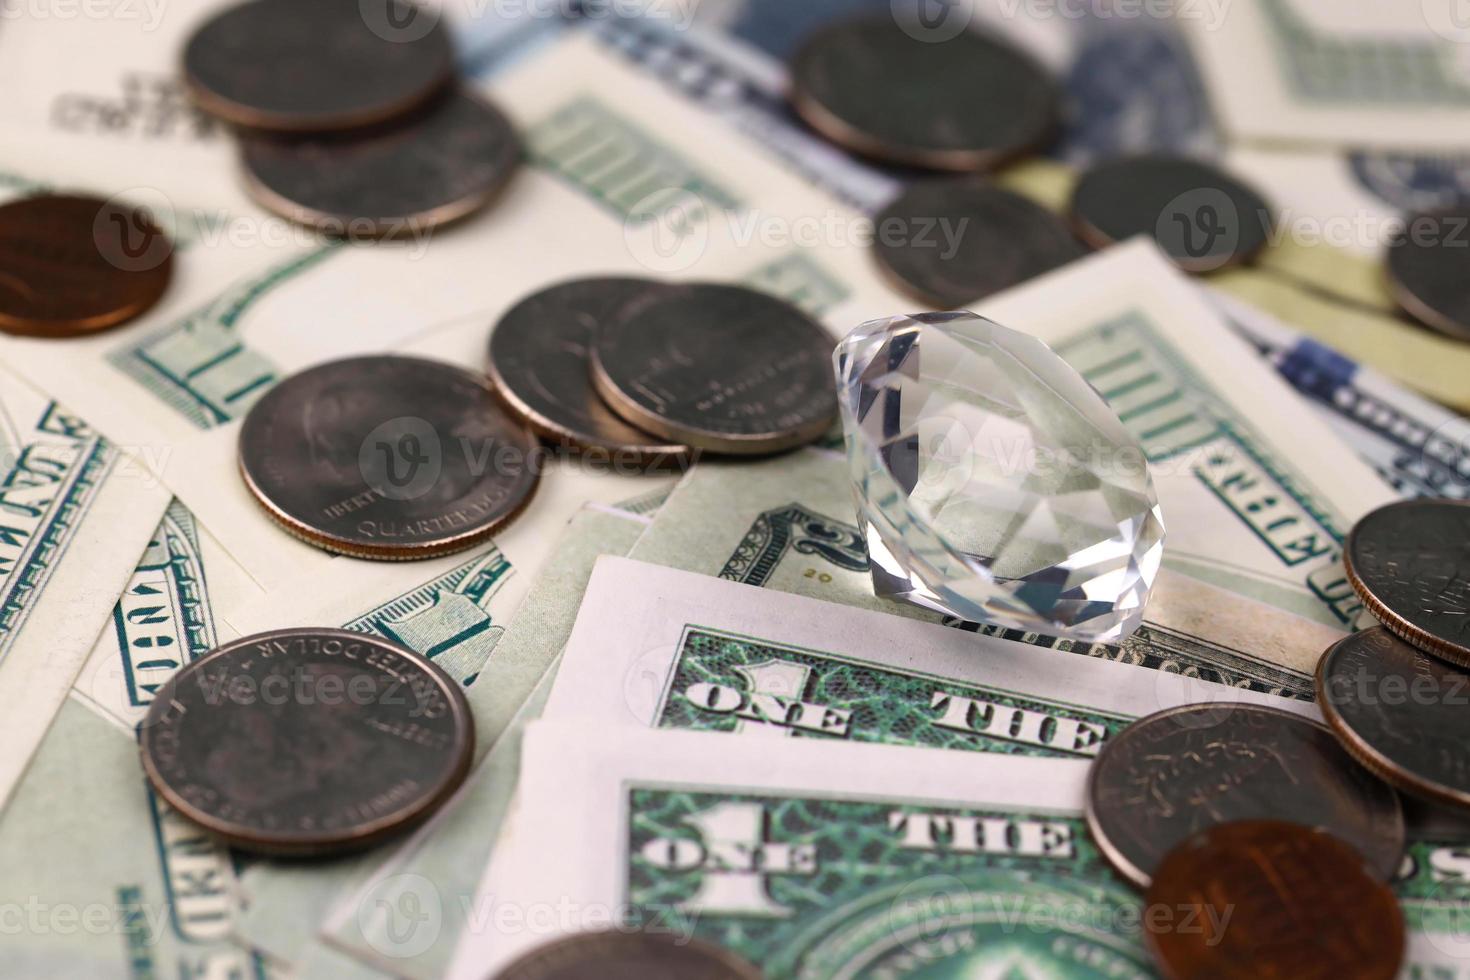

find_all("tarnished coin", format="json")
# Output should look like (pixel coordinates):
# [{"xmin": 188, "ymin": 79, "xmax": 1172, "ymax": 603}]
[
  {"xmin": 486, "ymin": 278, "xmax": 692, "ymax": 463},
  {"xmin": 240, "ymin": 89, "xmax": 522, "ymax": 237},
  {"xmin": 1070, "ymin": 155, "xmax": 1274, "ymax": 273},
  {"xmin": 0, "ymin": 193, "xmax": 173, "ymax": 337},
  {"xmin": 873, "ymin": 179, "xmax": 1085, "ymax": 308},
  {"xmin": 1318, "ymin": 627, "xmax": 1470, "ymax": 810},
  {"xmin": 1086, "ymin": 703, "xmax": 1404, "ymax": 888},
  {"xmin": 1345, "ymin": 499, "xmax": 1470, "ymax": 666},
  {"xmin": 1387, "ymin": 205, "xmax": 1470, "ymax": 340},
  {"xmin": 239, "ymin": 355, "xmax": 539, "ymax": 560},
  {"xmin": 182, "ymin": 0, "xmax": 454, "ymax": 133},
  {"xmin": 590, "ymin": 283, "xmax": 837, "ymax": 455},
  {"xmin": 1145, "ymin": 820, "xmax": 1404, "ymax": 980},
  {"xmin": 788, "ymin": 16, "xmax": 1058, "ymax": 171},
  {"xmin": 491, "ymin": 932, "xmax": 761, "ymax": 980},
  {"xmin": 139, "ymin": 628, "xmax": 474, "ymax": 856}
]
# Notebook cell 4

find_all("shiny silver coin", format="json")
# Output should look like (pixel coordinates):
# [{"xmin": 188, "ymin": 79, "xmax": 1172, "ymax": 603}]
[
  {"xmin": 788, "ymin": 15, "xmax": 1058, "ymax": 172},
  {"xmin": 873, "ymin": 179, "xmax": 1085, "ymax": 308},
  {"xmin": 1318, "ymin": 627, "xmax": 1470, "ymax": 811},
  {"xmin": 183, "ymin": 0, "xmax": 454, "ymax": 133},
  {"xmin": 490, "ymin": 932, "xmax": 761, "ymax": 980},
  {"xmin": 238, "ymin": 355, "xmax": 539, "ymax": 560},
  {"xmin": 1069, "ymin": 154, "xmax": 1275, "ymax": 273},
  {"xmin": 139, "ymin": 628, "xmax": 473, "ymax": 856},
  {"xmin": 1386, "ymin": 205, "xmax": 1470, "ymax": 340},
  {"xmin": 590, "ymin": 283, "xmax": 837, "ymax": 455},
  {"xmin": 487, "ymin": 278, "xmax": 691, "ymax": 463},
  {"xmin": 1345, "ymin": 499, "xmax": 1470, "ymax": 667},
  {"xmin": 1085, "ymin": 703, "xmax": 1404, "ymax": 888},
  {"xmin": 240, "ymin": 89, "xmax": 522, "ymax": 237}
]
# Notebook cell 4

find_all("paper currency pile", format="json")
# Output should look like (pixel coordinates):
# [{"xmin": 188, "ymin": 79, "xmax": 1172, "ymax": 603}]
[{"xmin": 1, "ymin": 1, "xmax": 1469, "ymax": 977}]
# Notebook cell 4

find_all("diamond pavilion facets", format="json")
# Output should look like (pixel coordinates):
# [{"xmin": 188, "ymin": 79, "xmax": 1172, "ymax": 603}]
[{"xmin": 834, "ymin": 311, "xmax": 1165, "ymax": 643}]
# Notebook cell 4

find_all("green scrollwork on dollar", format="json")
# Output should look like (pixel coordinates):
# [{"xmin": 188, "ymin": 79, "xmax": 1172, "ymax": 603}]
[
  {"xmin": 626, "ymin": 788, "xmax": 1149, "ymax": 979},
  {"xmin": 656, "ymin": 627, "xmax": 1127, "ymax": 757}
]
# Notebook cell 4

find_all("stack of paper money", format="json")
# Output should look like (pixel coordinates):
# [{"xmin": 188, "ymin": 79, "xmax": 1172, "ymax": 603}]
[{"xmin": 1, "ymin": 1, "xmax": 1469, "ymax": 978}]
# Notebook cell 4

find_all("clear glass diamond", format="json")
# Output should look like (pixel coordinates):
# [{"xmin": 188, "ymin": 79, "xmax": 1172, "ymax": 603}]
[{"xmin": 834, "ymin": 311, "xmax": 1165, "ymax": 643}]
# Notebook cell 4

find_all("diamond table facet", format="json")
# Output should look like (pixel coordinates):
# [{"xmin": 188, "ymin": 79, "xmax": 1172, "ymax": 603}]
[{"xmin": 834, "ymin": 311, "xmax": 1165, "ymax": 642}]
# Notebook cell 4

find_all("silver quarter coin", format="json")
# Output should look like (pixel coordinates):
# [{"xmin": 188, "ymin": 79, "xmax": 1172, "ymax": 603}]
[
  {"xmin": 183, "ymin": 0, "xmax": 454, "ymax": 133},
  {"xmin": 1318, "ymin": 626, "xmax": 1470, "ymax": 810},
  {"xmin": 490, "ymin": 932, "xmax": 761, "ymax": 980},
  {"xmin": 873, "ymin": 179, "xmax": 1084, "ymax": 308},
  {"xmin": 238, "ymin": 355, "xmax": 540, "ymax": 560},
  {"xmin": 1386, "ymin": 205, "xmax": 1470, "ymax": 340},
  {"xmin": 486, "ymin": 278, "xmax": 692, "ymax": 463},
  {"xmin": 240, "ymin": 89, "xmax": 522, "ymax": 237},
  {"xmin": 139, "ymin": 628, "xmax": 474, "ymax": 855},
  {"xmin": 590, "ymin": 283, "xmax": 837, "ymax": 455},
  {"xmin": 788, "ymin": 16, "xmax": 1058, "ymax": 172},
  {"xmin": 1085, "ymin": 703, "xmax": 1404, "ymax": 888}
]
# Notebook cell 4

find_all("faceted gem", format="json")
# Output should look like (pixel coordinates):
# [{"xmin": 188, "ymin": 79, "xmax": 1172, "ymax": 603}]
[{"xmin": 834, "ymin": 311, "xmax": 1165, "ymax": 642}]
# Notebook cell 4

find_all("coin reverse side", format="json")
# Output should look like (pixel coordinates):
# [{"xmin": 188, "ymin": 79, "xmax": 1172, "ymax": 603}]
[
  {"xmin": 1085, "ymin": 703, "xmax": 1404, "ymax": 887},
  {"xmin": 139, "ymin": 628, "xmax": 474, "ymax": 855}
]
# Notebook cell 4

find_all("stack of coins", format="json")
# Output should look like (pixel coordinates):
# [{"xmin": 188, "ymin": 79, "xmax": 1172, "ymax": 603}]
[
  {"xmin": 182, "ymin": 0, "xmax": 521, "ymax": 237},
  {"xmin": 1083, "ymin": 498, "xmax": 1470, "ymax": 977},
  {"xmin": 1084, "ymin": 703, "xmax": 1410, "ymax": 976},
  {"xmin": 785, "ymin": 15, "xmax": 1083, "ymax": 308},
  {"xmin": 484, "ymin": 277, "xmax": 840, "ymax": 465}
]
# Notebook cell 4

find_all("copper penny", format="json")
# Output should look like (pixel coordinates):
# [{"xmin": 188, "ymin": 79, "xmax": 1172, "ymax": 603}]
[
  {"xmin": 0, "ymin": 193, "xmax": 173, "ymax": 337},
  {"xmin": 490, "ymin": 932, "xmax": 761, "ymax": 980},
  {"xmin": 1145, "ymin": 820, "xmax": 1404, "ymax": 979}
]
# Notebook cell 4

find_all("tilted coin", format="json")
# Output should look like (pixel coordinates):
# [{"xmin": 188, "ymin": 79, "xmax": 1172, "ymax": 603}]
[
  {"xmin": 1318, "ymin": 627, "xmax": 1470, "ymax": 810},
  {"xmin": 0, "ymin": 193, "xmax": 173, "ymax": 337},
  {"xmin": 1345, "ymin": 498, "xmax": 1470, "ymax": 666},
  {"xmin": 1145, "ymin": 820, "xmax": 1404, "ymax": 980},
  {"xmin": 1387, "ymin": 205, "xmax": 1470, "ymax": 340},
  {"xmin": 872, "ymin": 179, "xmax": 1085, "ymax": 309},
  {"xmin": 239, "ymin": 355, "xmax": 539, "ymax": 560},
  {"xmin": 182, "ymin": 0, "xmax": 454, "ymax": 133},
  {"xmin": 240, "ymin": 89, "xmax": 522, "ymax": 237},
  {"xmin": 788, "ymin": 16, "xmax": 1058, "ymax": 172},
  {"xmin": 1069, "ymin": 154, "xmax": 1274, "ymax": 273},
  {"xmin": 487, "ymin": 278, "xmax": 692, "ymax": 464},
  {"xmin": 490, "ymin": 932, "xmax": 761, "ymax": 980},
  {"xmin": 139, "ymin": 628, "xmax": 474, "ymax": 855},
  {"xmin": 1085, "ymin": 703, "xmax": 1404, "ymax": 888},
  {"xmin": 590, "ymin": 283, "xmax": 837, "ymax": 455}
]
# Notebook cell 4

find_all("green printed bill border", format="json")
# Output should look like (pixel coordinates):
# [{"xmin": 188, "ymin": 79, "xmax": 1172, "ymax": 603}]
[
  {"xmin": 443, "ymin": 723, "xmax": 1149, "ymax": 980},
  {"xmin": 541, "ymin": 557, "xmax": 1318, "ymax": 757}
]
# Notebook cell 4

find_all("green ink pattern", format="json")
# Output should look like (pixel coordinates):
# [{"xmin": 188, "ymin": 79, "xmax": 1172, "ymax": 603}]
[
  {"xmin": 656, "ymin": 627, "xmax": 1128, "ymax": 758},
  {"xmin": 626, "ymin": 788, "xmax": 1150, "ymax": 979}
]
